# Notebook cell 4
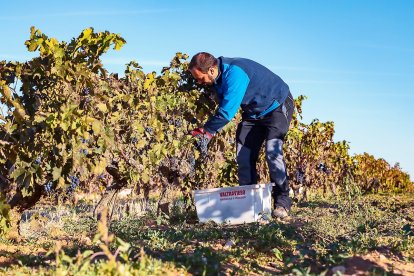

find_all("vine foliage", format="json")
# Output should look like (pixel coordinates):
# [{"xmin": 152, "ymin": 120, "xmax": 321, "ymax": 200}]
[{"xmin": 0, "ymin": 27, "xmax": 412, "ymax": 232}]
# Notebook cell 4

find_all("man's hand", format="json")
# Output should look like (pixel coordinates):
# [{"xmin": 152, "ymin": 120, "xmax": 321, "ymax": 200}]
[
  {"xmin": 190, "ymin": 127, "xmax": 213, "ymax": 154},
  {"xmin": 190, "ymin": 127, "xmax": 213, "ymax": 139}
]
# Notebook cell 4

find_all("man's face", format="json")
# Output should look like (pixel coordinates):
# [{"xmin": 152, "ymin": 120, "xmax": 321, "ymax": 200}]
[{"xmin": 189, "ymin": 68, "xmax": 215, "ymax": 86}]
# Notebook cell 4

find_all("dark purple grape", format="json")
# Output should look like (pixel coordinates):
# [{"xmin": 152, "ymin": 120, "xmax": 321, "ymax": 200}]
[
  {"xmin": 195, "ymin": 135, "xmax": 209, "ymax": 155},
  {"xmin": 67, "ymin": 175, "xmax": 80, "ymax": 194},
  {"xmin": 317, "ymin": 163, "xmax": 325, "ymax": 171},
  {"xmin": 82, "ymin": 88, "xmax": 90, "ymax": 95},
  {"xmin": 170, "ymin": 157, "xmax": 179, "ymax": 170},
  {"xmin": 44, "ymin": 181, "xmax": 53, "ymax": 194},
  {"xmin": 145, "ymin": 127, "xmax": 153, "ymax": 134},
  {"xmin": 316, "ymin": 163, "xmax": 331, "ymax": 174},
  {"xmin": 34, "ymin": 157, "xmax": 41, "ymax": 165},
  {"xmin": 296, "ymin": 169, "xmax": 304, "ymax": 184},
  {"xmin": 188, "ymin": 156, "xmax": 196, "ymax": 174}
]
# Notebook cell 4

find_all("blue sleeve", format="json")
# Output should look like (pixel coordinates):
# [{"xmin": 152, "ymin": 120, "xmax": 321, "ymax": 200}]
[{"xmin": 204, "ymin": 65, "xmax": 250, "ymax": 134}]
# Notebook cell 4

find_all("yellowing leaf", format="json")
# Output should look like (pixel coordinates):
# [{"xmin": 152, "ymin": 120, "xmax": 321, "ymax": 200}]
[
  {"xmin": 144, "ymin": 73, "xmax": 155, "ymax": 90},
  {"xmin": 114, "ymin": 40, "xmax": 125, "ymax": 50},
  {"xmin": 52, "ymin": 167, "xmax": 62, "ymax": 181},
  {"xmin": 173, "ymin": 140, "xmax": 180, "ymax": 148},
  {"xmin": 194, "ymin": 151, "xmax": 200, "ymax": 159},
  {"xmin": 133, "ymin": 122, "xmax": 145, "ymax": 133},
  {"xmin": 141, "ymin": 170, "xmax": 150, "ymax": 183},
  {"xmin": 97, "ymin": 103, "xmax": 108, "ymax": 112},
  {"xmin": 82, "ymin": 28, "xmax": 93, "ymax": 40},
  {"xmin": 58, "ymin": 177, "xmax": 65, "ymax": 189},
  {"xmin": 155, "ymin": 131, "xmax": 164, "ymax": 142},
  {"xmin": 136, "ymin": 139, "xmax": 146, "ymax": 149},
  {"xmin": 34, "ymin": 115, "xmax": 47, "ymax": 123},
  {"xmin": 92, "ymin": 120, "xmax": 101, "ymax": 134},
  {"xmin": 93, "ymin": 158, "xmax": 107, "ymax": 174}
]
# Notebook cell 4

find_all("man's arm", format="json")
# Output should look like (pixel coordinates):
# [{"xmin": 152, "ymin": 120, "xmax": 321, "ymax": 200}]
[{"xmin": 204, "ymin": 66, "xmax": 250, "ymax": 134}]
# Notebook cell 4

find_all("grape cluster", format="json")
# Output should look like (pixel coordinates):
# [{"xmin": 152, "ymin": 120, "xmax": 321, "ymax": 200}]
[
  {"xmin": 317, "ymin": 163, "xmax": 331, "ymax": 174},
  {"xmin": 67, "ymin": 175, "xmax": 80, "ymax": 194},
  {"xmin": 44, "ymin": 181, "xmax": 53, "ymax": 195},
  {"xmin": 111, "ymin": 158, "xmax": 119, "ymax": 166},
  {"xmin": 80, "ymin": 149, "xmax": 88, "ymax": 155},
  {"xmin": 188, "ymin": 156, "xmax": 196, "ymax": 175},
  {"xmin": 170, "ymin": 157, "xmax": 179, "ymax": 171},
  {"xmin": 195, "ymin": 135, "xmax": 209, "ymax": 155},
  {"xmin": 35, "ymin": 157, "xmax": 42, "ymax": 165},
  {"xmin": 80, "ymin": 138, "xmax": 89, "ymax": 144},
  {"xmin": 145, "ymin": 127, "xmax": 153, "ymax": 134},
  {"xmin": 167, "ymin": 119, "xmax": 182, "ymax": 127},
  {"xmin": 296, "ymin": 169, "xmax": 305, "ymax": 184},
  {"xmin": 82, "ymin": 88, "xmax": 90, "ymax": 95},
  {"xmin": 131, "ymin": 137, "xmax": 138, "ymax": 144}
]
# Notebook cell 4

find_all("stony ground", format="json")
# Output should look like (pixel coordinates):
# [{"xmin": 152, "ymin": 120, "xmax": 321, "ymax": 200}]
[{"xmin": 0, "ymin": 193, "xmax": 413, "ymax": 275}]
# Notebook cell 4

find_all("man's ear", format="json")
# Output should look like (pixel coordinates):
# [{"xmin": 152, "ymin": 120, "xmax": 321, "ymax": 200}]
[{"xmin": 208, "ymin": 67, "xmax": 215, "ymax": 76}]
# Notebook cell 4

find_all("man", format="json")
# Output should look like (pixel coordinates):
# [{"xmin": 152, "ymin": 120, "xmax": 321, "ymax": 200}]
[{"xmin": 189, "ymin": 52, "xmax": 294, "ymax": 218}]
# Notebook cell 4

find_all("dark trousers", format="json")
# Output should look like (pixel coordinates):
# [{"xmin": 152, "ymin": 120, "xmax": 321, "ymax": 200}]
[{"xmin": 236, "ymin": 92, "xmax": 294, "ymax": 210}]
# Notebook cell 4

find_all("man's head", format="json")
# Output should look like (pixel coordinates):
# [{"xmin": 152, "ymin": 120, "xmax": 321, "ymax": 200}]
[{"xmin": 188, "ymin": 52, "xmax": 219, "ymax": 85}]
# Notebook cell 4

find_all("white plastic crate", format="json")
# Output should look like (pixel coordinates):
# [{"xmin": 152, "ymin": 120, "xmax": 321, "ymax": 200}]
[{"xmin": 193, "ymin": 183, "xmax": 274, "ymax": 225}]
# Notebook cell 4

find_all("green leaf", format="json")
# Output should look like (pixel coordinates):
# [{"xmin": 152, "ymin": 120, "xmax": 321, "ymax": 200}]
[{"xmin": 272, "ymin": 248, "xmax": 283, "ymax": 261}]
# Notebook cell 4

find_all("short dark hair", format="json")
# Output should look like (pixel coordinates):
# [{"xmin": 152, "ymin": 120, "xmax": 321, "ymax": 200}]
[{"xmin": 189, "ymin": 52, "xmax": 218, "ymax": 73}]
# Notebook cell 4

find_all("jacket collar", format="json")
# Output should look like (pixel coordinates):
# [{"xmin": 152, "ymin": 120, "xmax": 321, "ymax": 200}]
[{"xmin": 214, "ymin": 56, "xmax": 224, "ymax": 86}]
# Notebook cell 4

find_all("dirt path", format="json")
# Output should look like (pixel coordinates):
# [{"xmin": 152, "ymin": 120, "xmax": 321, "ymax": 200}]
[{"xmin": 344, "ymin": 251, "xmax": 414, "ymax": 275}]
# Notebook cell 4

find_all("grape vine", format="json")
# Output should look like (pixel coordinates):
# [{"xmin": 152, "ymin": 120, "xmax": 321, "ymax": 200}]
[{"xmin": 0, "ymin": 27, "xmax": 412, "ymax": 232}]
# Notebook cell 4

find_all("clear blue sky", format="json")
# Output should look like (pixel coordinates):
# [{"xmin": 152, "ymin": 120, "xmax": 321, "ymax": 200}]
[{"xmin": 1, "ymin": 0, "xmax": 413, "ymax": 179}]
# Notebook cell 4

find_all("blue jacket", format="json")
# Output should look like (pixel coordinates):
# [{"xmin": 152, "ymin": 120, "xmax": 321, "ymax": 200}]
[{"xmin": 204, "ymin": 56, "xmax": 290, "ymax": 134}]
